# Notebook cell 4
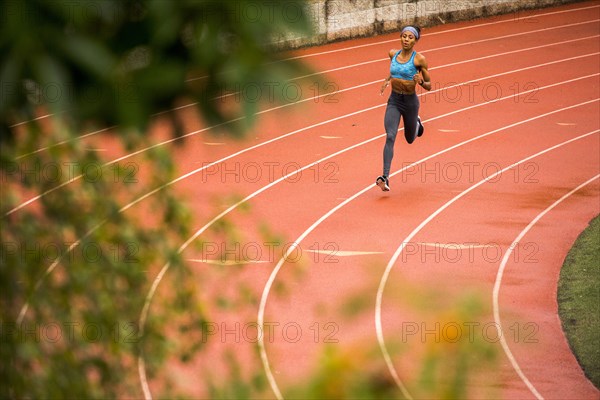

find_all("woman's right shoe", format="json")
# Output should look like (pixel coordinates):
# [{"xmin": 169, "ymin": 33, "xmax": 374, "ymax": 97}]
[{"xmin": 376, "ymin": 176, "xmax": 390, "ymax": 191}]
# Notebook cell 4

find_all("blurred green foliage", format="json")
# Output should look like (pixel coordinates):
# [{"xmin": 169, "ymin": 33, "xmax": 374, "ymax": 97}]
[
  {"xmin": 0, "ymin": 0, "xmax": 315, "ymax": 139},
  {"xmin": 1, "ymin": 0, "xmax": 315, "ymax": 398},
  {"xmin": 1, "ymin": 1, "xmax": 502, "ymax": 398}
]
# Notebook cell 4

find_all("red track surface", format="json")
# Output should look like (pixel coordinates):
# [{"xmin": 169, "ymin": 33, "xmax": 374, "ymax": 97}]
[
  {"xmin": 148, "ymin": 2, "xmax": 600, "ymax": 399},
  {"xmin": 13, "ymin": 1, "xmax": 600, "ymax": 399}
]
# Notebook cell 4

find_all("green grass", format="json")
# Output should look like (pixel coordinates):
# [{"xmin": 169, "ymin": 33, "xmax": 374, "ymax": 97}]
[{"xmin": 558, "ymin": 214, "xmax": 600, "ymax": 389}]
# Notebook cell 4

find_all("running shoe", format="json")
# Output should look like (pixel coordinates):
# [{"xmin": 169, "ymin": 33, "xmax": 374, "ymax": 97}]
[
  {"xmin": 376, "ymin": 176, "xmax": 390, "ymax": 191},
  {"xmin": 417, "ymin": 116, "xmax": 424, "ymax": 137}
]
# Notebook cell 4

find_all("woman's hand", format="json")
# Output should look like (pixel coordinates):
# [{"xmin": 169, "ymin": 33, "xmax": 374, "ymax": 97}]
[
  {"xmin": 413, "ymin": 73, "xmax": 423, "ymax": 86},
  {"xmin": 380, "ymin": 79, "xmax": 390, "ymax": 96}
]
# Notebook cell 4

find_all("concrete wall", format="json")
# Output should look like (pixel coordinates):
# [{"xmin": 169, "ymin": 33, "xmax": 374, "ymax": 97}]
[{"xmin": 275, "ymin": 0, "xmax": 584, "ymax": 49}]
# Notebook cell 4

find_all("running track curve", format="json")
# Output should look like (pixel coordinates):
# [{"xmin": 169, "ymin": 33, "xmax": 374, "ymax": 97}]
[{"xmin": 13, "ymin": 2, "xmax": 600, "ymax": 399}]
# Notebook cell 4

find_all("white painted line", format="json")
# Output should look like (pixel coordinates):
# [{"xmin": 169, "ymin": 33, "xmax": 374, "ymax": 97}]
[
  {"xmin": 375, "ymin": 130, "xmax": 599, "ymax": 397},
  {"xmin": 7, "ymin": 52, "xmax": 598, "ymax": 217},
  {"xmin": 256, "ymin": 100, "xmax": 600, "ymax": 400},
  {"xmin": 11, "ymin": 50, "xmax": 598, "ymax": 400},
  {"xmin": 17, "ymin": 85, "xmax": 598, "ymax": 334},
  {"xmin": 320, "ymin": 136, "xmax": 342, "ymax": 139},
  {"xmin": 492, "ymin": 174, "xmax": 600, "ymax": 400},
  {"xmin": 184, "ymin": 5, "xmax": 600, "ymax": 82},
  {"xmin": 12, "ymin": 20, "xmax": 598, "ymax": 159},
  {"xmin": 248, "ymin": 5, "xmax": 600, "ymax": 63}
]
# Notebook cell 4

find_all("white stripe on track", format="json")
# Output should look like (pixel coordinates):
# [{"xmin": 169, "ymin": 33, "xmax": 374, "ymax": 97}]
[
  {"xmin": 134, "ymin": 77, "xmax": 600, "ymax": 400},
  {"xmin": 197, "ymin": 4, "xmax": 600, "ymax": 65},
  {"xmin": 16, "ymin": 71, "xmax": 599, "ymax": 331},
  {"xmin": 6, "ymin": 49, "xmax": 599, "ymax": 217},
  {"xmin": 128, "ymin": 76, "xmax": 600, "ymax": 400},
  {"xmin": 11, "ymin": 12, "xmax": 598, "ymax": 156},
  {"xmin": 256, "ymin": 96, "xmax": 600, "ymax": 400},
  {"xmin": 375, "ymin": 130, "xmax": 599, "ymax": 398},
  {"xmin": 492, "ymin": 174, "xmax": 600, "ymax": 400}
]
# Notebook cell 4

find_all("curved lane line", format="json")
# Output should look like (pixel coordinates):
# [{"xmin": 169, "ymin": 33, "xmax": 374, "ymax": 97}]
[
  {"xmin": 7, "ymin": 50, "xmax": 598, "ymax": 217},
  {"xmin": 257, "ymin": 101, "xmax": 599, "ymax": 399},
  {"xmin": 375, "ymin": 131, "xmax": 599, "ymax": 396},
  {"xmin": 12, "ymin": 17, "xmax": 598, "ymax": 159},
  {"xmin": 492, "ymin": 174, "xmax": 600, "ymax": 399},
  {"xmin": 16, "ymin": 71, "xmax": 598, "ymax": 326}
]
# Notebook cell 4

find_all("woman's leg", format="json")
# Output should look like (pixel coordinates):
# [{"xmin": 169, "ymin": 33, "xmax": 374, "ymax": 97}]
[
  {"xmin": 383, "ymin": 97, "xmax": 402, "ymax": 177},
  {"xmin": 402, "ymin": 94, "xmax": 422, "ymax": 144}
]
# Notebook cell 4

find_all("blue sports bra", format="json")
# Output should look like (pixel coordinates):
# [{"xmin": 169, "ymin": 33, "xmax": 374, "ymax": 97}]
[{"xmin": 390, "ymin": 50, "xmax": 418, "ymax": 80}]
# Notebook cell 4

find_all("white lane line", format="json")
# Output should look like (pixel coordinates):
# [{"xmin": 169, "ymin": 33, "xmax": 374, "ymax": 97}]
[
  {"xmin": 17, "ymin": 76, "xmax": 599, "ymax": 330},
  {"xmin": 375, "ymin": 130, "xmax": 599, "ymax": 397},
  {"xmin": 492, "ymin": 174, "xmax": 600, "ymax": 400},
  {"xmin": 256, "ymin": 100, "xmax": 600, "ymax": 400},
  {"xmin": 200, "ymin": 32, "xmax": 600, "ymax": 99},
  {"xmin": 12, "ymin": 18, "xmax": 598, "ymax": 159},
  {"xmin": 12, "ymin": 65, "xmax": 597, "ymax": 398},
  {"xmin": 7, "ymin": 50, "xmax": 599, "ymax": 217},
  {"xmin": 183, "ymin": 5, "xmax": 600, "ymax": 82},
  {"xmin": 234, "ymin": 5, "xmax": 600, "ymax": 64}
]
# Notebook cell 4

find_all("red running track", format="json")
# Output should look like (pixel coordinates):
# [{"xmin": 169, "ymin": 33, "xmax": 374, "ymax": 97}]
[{"xmin": 12, "ymin": 1, "xmax": 600, "ymax": 399}]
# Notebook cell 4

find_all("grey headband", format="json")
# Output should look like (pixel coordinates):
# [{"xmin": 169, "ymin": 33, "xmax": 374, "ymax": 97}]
[{"xmin": 402, "ymin": 26, "xmax": 419, "ymax": 40}]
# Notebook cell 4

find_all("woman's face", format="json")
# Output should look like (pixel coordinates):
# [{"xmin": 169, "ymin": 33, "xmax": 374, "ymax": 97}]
[{"xmin": 401, "ymin": 31, "xmax": 417, "ymax": 49}]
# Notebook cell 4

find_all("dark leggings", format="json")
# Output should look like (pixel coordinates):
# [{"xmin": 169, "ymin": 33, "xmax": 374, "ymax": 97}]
[{"xmin": 382, "ymin": 91, "xmax": 420, "ymax": 177}]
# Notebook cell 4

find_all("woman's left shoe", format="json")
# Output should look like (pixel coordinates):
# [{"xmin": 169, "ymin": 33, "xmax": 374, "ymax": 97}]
[{"xmin": 417, "ymin": 116, "xmax": 424, "ymax": 137}]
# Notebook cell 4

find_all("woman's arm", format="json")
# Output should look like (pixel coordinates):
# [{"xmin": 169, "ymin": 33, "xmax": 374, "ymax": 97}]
[
  {"xmin": 380, "ymin": 74, "xmax": 391, "ymax": 95},
  {"xmin": 414, "ymin": 53, "xmax": 431, "ymax": 91},
  {"xmin": 380, "ymin": 49, "xmax": 397, "ymax": 95}
]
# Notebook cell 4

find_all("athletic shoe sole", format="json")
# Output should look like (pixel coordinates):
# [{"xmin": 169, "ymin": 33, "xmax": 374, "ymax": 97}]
[{"xmin": 376, "ymin": 177, "xmax": 390, "ymax": 191}]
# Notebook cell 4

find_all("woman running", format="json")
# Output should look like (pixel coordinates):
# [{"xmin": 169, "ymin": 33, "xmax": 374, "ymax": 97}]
[{"xmin": 376, "ymin": 25, "xmax": 431, "ymax": 191}]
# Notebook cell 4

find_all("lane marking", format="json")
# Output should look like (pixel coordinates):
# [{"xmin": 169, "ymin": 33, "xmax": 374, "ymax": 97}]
[
  {"xmin": 376, "ymin": 130, "xmax": 599, "ymax": 397},
  {"xmin": 12, "ymin": 23, "xmax": 599, "ymax": 159},
  {"xmin": 492, "ymin": 174, "xmax": 600, "ymax": 400},
  {"xmin": 17, "ymin": 83, "xmax": 599, "ymax": 334},
  {"xmin": 255, "ymin": 99, "xmax": 599, "ymax": 400},
  {"xmin": 237, "ymin": 5, "xmax": 600, "ymax": 64},
  {"xmin": 7, "ymin": 52, "xmax": 599, "ymax": 217}
]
